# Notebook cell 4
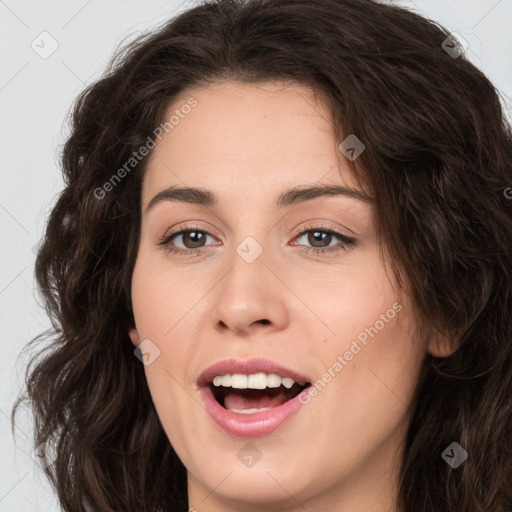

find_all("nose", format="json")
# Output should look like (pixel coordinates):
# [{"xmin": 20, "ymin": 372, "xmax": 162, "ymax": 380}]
[{"xmin": 210, "ymin": 244, "xmax": 289, "ymax": 337}]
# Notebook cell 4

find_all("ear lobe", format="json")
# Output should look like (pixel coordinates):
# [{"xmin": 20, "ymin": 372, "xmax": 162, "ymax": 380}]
[
  {"xmin": 427, "ymin": 329, "xmax": 460, "ymax": 358},
  {"xmin": 128, "ymin": 327, "xmax": 141, "ymax": 347}
]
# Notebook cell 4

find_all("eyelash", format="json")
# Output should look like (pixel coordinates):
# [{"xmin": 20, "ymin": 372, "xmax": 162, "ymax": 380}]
[{"xmin": 157, "ymin": 223, "xmax": 356, "ymax": 257}]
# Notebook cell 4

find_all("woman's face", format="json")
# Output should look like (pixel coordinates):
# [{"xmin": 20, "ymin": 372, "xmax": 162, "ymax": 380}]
[{"xmin": 129, "ymin": 81, "xmax": 439, "ymax": 511}]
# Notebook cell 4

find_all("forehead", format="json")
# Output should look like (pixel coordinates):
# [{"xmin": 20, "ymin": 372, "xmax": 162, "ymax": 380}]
[{"xmin": 142, "ymin": 80, "xmax": 362, "ymax": 205}]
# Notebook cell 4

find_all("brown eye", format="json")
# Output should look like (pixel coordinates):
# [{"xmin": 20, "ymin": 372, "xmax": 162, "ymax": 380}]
[
  {"xmin": 292, "ymin": 226, "xmax": 356, "ymax": 255},
  {"xmin": 305, "ymin": 230, "xmax": 334, "ymax": 248},
  {"xmin": 171, "ymin": 230, "xmax": 208, "ymax": 249},
  {"xmin": 158, "ymin": 224, "xmax": 219, "ymax": 256}
]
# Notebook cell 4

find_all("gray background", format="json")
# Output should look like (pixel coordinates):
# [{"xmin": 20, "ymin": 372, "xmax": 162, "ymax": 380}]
[{"xmin": 1, "ymin": 0, "xmax": 511, "ymax": 510}]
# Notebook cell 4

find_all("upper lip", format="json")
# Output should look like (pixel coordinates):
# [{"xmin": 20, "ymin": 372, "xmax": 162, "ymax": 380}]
[{"xmin": 197, "ymin": 358, "xmax": 312, "ymax": 387}]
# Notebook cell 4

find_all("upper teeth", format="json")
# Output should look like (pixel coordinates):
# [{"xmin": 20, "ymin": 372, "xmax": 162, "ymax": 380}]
[{"xmin": 212, "ymin": 373, "xmax": 297, "ymax": 389}]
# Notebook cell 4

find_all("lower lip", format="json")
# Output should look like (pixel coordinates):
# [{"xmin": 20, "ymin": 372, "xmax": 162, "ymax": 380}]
[{"xmin": 198, "ymin": 385, "xmax": 308, "ymax": 438}]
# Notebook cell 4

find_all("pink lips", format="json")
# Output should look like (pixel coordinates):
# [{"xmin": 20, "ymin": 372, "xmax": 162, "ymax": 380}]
[{"xmin": 196, "ymin": 358, "xmax": 312, "ymax": 438}]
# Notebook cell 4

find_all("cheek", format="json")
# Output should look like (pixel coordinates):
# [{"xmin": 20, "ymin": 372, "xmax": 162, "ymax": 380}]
[
  {"xmin": 129, "ymin": 250, "xmax": 205, "ymax": 439},
  {"xmin": 323, "ymin": 277, "xmax": 419, "ymax": 418},
  {"xmin": 297, "ymin": 252, "xmax": 420, "ymax": 452},
  {"xmin": 131, "ymin": 259, "xmax": 197, "ymax": 384},
  {"xmin": 130, "ymin": 248, "xmax": 200, "ymax": 337},
  {"xmin": 300, "ymin": 312, "xmax": 421, "ymax": 486},
  {"xmin": 290, "ymin": 250, "xmax": 400, "ymax": 343}
]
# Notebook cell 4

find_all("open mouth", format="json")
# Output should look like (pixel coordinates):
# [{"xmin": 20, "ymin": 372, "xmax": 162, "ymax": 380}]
[
  {"xmin": 198, "ymin": 363, "xmax": 314, "ymax": 436},
  {"xmin": 209, "ymin": 376, "xmax": 312, "ymax": 414}
]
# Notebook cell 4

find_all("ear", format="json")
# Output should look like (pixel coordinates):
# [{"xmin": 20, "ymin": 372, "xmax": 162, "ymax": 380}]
[
  {"xmin": 128, "ymin": 326, "xmax": 141, "ymax": 348},
  {"xmin": 427, "ymin": 329, "xmax": 459, "ymax": 358}
]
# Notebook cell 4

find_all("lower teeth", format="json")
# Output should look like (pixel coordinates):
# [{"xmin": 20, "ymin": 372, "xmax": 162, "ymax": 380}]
[{"xmin": 229, "ymin": 407, "xmax": 272, "ymax": 414}]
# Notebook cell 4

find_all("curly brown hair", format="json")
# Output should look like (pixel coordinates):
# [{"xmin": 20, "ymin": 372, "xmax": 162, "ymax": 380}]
[{"xmin": 11, "ymin": 0, "xmax": 512, "ymax": 510}]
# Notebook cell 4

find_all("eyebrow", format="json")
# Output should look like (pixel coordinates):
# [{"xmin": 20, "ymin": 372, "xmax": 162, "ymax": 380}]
[{"xmin": 145, "ymin": 183, "xmax": 373, "ymax": 213}]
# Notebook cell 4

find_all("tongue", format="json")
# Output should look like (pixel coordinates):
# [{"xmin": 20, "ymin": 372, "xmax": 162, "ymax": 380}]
[{"xmin": 224, "ymin": 388, "xmax": 289, "ymax": 411}]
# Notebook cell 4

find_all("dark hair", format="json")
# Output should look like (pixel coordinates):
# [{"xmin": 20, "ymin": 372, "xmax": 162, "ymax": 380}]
[{"xmin": 11, "ymin": 0, "xmax": 512, "ymax": 510}]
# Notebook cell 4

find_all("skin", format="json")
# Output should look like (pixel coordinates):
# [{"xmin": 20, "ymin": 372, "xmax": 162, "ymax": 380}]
[{"xmin": 128, "ymin": 80, "xmax": 454, "ymax": 512}]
